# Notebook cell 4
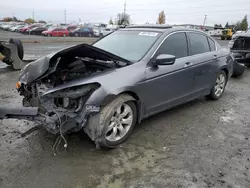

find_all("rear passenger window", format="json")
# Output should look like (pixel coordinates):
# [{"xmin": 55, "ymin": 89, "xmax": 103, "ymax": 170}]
[
  {"xmin": 208, "ymin": 37, "xmax": 216, "ymax": 51},
  {"xmin": 188, "ymin": 33, "xmax": 210, "ymax": 55},
  {"xmin": 156, "ymin": 32, "xmax": 188, "ymax": 59}
]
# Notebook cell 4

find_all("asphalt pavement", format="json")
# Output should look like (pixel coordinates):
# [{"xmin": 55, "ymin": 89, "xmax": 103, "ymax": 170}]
[{"xmin": 0, "ymin": 31, "xmax": 250, "ymax": 188}]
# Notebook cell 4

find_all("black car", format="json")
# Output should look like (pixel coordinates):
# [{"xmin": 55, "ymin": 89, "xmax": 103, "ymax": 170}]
[
  {"xmin": 28, "ymin": 27, "xmax": 48, "ymax": 35},
  {"xmin": 0, "ymin": 25, "xmax": 234, "ymax": 148},
  {"xmin": 228, "ymin": 29, "xmax": 250, "ymax": 77},
  {"xmin": 69, "ymin": 27, "xmax": 94, "ymax": 37}
]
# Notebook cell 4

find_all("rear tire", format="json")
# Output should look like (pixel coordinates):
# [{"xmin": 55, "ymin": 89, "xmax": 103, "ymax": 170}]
[
  {"xmin": 9, "ymin": 38, "xmax": 24, "ymax": 60},
  {"xmin": 206, "ymin": 71, "xmax": 227, "ymax": 100}
]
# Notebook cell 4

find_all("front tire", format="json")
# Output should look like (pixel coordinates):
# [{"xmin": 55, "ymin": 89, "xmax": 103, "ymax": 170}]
[
  {"xmin": 87, "ymin": 94, "xmax": 137, "ymax": 148},
  {"xmin": 207, "ymin": 71, "xmax": 227, "ymax": 100}
]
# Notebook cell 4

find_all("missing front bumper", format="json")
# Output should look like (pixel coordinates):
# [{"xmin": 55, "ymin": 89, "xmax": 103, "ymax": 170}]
[
  {"xmin": 0, "ymin": 106, "xmax": 38, "ymax": 119},
  {"xmin": 0, "ymin": 105, "xmax": 94, "ymax": 135}
]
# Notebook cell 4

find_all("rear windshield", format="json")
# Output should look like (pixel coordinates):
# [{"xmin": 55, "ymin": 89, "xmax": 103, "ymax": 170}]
[{"xmin": 93, "ymin": 30, "xmax": 161, "ymax": 62}]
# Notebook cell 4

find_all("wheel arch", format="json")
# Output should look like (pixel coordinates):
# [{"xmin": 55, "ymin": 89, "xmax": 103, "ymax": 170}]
[
  {"xmin": 220, "ymin": 66, "xmax": 230, "ymax": 81},
  {"xmin": 101, "ymin": 89, "xmax": 143, "ymax": 123}
]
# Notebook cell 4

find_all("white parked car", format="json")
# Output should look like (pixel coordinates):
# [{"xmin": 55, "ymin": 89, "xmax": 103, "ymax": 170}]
[
  {"xmin": 10, "ymin": 25, "xmax": 26, "ymax": 32},
  {"xmin": 100, "ymin": 28, "xmax": 116, "ymax": 37},
  {"xmin": 93, "ymin": 28, "xmax": 101, "ymax": 37}
]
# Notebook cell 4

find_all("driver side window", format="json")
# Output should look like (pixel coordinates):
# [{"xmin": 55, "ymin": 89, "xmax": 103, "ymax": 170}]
[{"xmin": 156, "ymin": 32, "xmax": 188, "ymax": 59}]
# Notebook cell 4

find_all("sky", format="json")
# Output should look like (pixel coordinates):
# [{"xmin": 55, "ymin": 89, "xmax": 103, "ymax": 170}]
[{"xmin": 0, "ymin": 0, "xmax": 249, "ymax": 26}]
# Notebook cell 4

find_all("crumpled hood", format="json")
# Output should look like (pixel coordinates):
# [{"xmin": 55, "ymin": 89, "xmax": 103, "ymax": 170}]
[
  {"xmin": 19, "ymin": 44, "xmax": 130, "ymax": 84},
  {"xmin": 19, "ymin": 56, "xmax": 51, "ymax": 84}
]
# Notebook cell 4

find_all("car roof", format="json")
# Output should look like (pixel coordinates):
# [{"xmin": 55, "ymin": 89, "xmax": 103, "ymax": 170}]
[{"xmin": 122, "ymin": 25, "xmax": 209, "ymax": 35}]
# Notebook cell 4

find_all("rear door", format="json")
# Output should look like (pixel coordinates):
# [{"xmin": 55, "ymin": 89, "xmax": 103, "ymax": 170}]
[
  {"xmin": 52, "ymin": 28, "xmax": 59, "ymax": 37},
  {"xmin": 58, "ymin": 28, "xmax": 64, "ymax": 36},
  {"xmin": 144, "ymin": 32, "xmax": 196, "ymax": 115},
  {"xmin": 186, "ymin": 32, "xmax": 219, "ymax": 95}
]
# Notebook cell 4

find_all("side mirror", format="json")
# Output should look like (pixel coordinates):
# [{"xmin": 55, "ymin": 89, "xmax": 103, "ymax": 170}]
[{"xmin": 153, "ymin": 54, "xmax": 176, "ymax": 66}]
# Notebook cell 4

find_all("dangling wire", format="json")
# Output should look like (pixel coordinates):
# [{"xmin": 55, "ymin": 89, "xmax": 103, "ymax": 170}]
[{"xmin": 52, "ymin": 110, "xmax": 68, "ymax": 156}]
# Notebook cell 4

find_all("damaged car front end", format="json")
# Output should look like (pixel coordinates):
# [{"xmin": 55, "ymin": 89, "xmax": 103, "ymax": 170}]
[
  {"xmin": 0, "ymin": 43, "xmax": 131, "ymax": 139},
  {"xmin": 229, "ymin": 29, "xmax": 250, "ymax": 76}
]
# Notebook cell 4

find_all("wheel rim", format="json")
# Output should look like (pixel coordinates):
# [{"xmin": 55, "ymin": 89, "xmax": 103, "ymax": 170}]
[
  {"xmin": 214, "ymin": 74, "xmax": 226, "ymax": 97},
  {"xmin": 105, "ymin": 103, "xmax": 133, "ymax": 142}
]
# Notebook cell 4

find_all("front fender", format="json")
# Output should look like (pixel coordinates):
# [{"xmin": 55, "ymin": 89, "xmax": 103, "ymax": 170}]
[{"xmin": 85, "ymin": 86, "xmax": 139, "ymax": 106}]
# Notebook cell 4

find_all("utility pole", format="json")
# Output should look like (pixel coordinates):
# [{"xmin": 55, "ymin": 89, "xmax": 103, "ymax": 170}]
[
  {"xmin": 123, "ymin": 1, "xmax": 127, "ymax": 15},
  {"xmin": 32, "ymin": 11, "xmax": 34, "ymax": 20},
  {"xmin": 64, "ymin": 9, "xmax": 67, "ymax": 24},
  {"xmin": 203, "ymin": 14, "xmax": 207, "ymax": 26},
  {"xmin": 122, "ymin": 1, "xmax": 127, "ymax": 25}
]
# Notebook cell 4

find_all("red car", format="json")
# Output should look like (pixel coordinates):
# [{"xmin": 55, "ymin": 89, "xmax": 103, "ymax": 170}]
[
  {"xmin": 42, "ymin": 28, "xmax": 69, "ymax": 37},
  {"xmin": 19, "ymin": 24, "xmax": 41, "ymax": 33}
]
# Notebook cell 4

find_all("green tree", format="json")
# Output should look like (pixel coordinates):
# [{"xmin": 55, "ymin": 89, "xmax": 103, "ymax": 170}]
[
  {"xmin": 225, "ymin": 22, "xmax": 229, "ymax": 28},
  {"xmin": 12, "ymin": 17, "xmax": 18, "ymax": 22},
  {"xmin": 157, "ymin": 11, "xmax": 166, "ymax": 24},
  {"xmin": 234, "ymin": 21, "xmax": 242, "ymax": 31},
  {"xmin": 240, "ymin": 15, "xmax": 248, "ymax": 31},
  {"xmin": 109, "ymin": 18, "xmax": 113, "ymax": 25},
  {"xmin": 115, "ymin": 13, "xmax": 130, "ymax": 26}
]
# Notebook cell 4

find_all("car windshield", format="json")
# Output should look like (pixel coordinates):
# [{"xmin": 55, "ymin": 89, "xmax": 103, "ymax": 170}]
[
  {"xmin": 48, "ymin": 27, "xmax": 55, "ymax": 31},
  {"xmin": 93, "ymin": 30, "xmax": 160, "ymax": 62}
]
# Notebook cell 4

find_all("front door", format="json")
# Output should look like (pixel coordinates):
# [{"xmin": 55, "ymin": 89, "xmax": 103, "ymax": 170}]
[{"xmin": 142, "ymin": 32, "xmax": 196, "ymax": 115}]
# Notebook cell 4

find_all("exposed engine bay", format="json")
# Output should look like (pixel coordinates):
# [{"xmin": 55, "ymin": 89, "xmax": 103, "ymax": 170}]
[
  {"xmin": 16, "ymin": 44, "xmax": 129, "ymax": 136},
  {"xmin": 0, "ymin": 43, "xmax": 130, "ymax": 152},
  {"xmin": 231, "ymin": 36, "xmax": 250, "ymax": 65}
]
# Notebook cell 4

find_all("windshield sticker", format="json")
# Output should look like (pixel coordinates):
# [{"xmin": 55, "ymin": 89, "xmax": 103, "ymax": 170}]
[{"xmin": 138, "ymin": 32, "xmax": 158, "ymax": 37}]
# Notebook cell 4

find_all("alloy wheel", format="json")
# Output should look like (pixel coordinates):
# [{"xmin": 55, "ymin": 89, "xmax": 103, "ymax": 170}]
[
  {"xmin": 105, "ymin": 103, "xmax": 133, "ymax": 142},
  {"xmin": 214, "ymin": 73, "xmax": 226, "ymax": 97}
]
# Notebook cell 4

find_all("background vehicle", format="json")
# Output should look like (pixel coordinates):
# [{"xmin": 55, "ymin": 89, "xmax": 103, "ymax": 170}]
[
  {"xmin": 19, "ymin": 24, "xmax": 41, "ymax": 33},
  {"xmin": 229, "ymin": 29, "xmax": 250, "ymax": 70},
  {"xmin": 1, "ymin": 23, "xmax": 16, "ymax": 30},
  {"xmin": 69, "ymin": 27, "xmax": 94, "ymax": 37},
  {"xmin": 93, "ymin": 27, "xmax": 101, "ymax": 37},
  {"xmin": 66, "ymin": 25, "xmax": 78, "ymax": 32},
  {"xmin": 221, "ymin": 29, "xmax": 233, "ymax": 40},
  {"xmin": 0, "ymin": 25, "xmax": 233, "ymax": 148},
  {"xmin": 42, "ymin": 28, "xmax": 69, "ymax": 37},
  {"xmin": 27, "ymin": 27, "xmax": 48, "ymax": 35},
  {"xmin": 9, "ymin": 25, "xmax": 26, "ymax": 32},
  {"xmin": 100, "ymin": 28, "xmax": 116, "ymax": 37}
]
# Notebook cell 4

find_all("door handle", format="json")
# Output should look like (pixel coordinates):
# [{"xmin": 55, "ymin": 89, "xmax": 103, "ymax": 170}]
[{"xmin": 184, "ymin": 62, "xmax": 193, "ymax": 67}]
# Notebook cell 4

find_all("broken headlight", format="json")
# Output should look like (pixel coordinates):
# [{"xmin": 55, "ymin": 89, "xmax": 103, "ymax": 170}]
[{"xmin": 42, "ymin": 84, "xmax": 100, "ymax": 112}]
